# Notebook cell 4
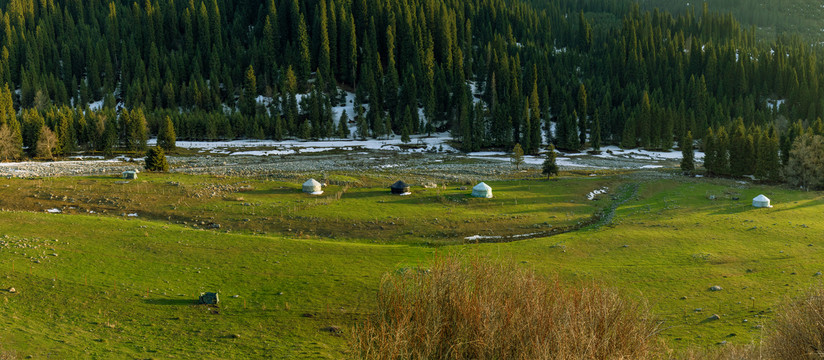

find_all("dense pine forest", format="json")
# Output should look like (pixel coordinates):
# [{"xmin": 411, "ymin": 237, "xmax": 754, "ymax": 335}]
[{"xmin": 0, "ymin": 0, "xmax": 822, "ymax": 185}]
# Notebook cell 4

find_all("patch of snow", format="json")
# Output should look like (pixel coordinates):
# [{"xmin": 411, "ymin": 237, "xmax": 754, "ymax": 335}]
[
  {"xmin": 89, "ymin": 99, "xmax": 105, "ymax": 111},
  {"xmin": 640, "ymin": 165, "xmax": 663, "ymax": 169},
  {"xmin": 766, "ymin": 99, "xmax": 785, "ymax": 110},
  {"xmin": 152, "ymin": 133, "xmax": 458, "ymax": 156},
  {"xmin": 587, "ymin": 187, "xmax": 608, "ymax": 201},
  {"xmin": 595, "ymin": 145, "xmax": 705, "ymax": 161},
  {"xmin": 127, "ymin": 213, "xmax": 138, "ymax": 217},
  {"xmin": 255, "ymin": 95, "xmax": 274, "ymax": 107},
  {"xmin": 465, "ymin": 232, "xmax": 542, "ymax": 241},
  {"xmin": 45, "ymin": 208, "xmax": 61, "ymax": 213}
]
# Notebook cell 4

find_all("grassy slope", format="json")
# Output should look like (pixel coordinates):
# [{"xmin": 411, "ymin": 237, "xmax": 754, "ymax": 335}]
[
  {"xmin": 0, "ymin": 211, "xmax": 432, "ymax": 358},
  {"xmin": 491, "ymin": 177, "xmax": 824, "ymax": 347},
  {"xmin": 1, "ymin": 174, "xmax": 824, "ymax": 357}
]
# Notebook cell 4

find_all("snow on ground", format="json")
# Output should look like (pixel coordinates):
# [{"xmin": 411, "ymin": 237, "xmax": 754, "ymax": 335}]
[
  {"xmin": 89, "ymin": 99, "xmax": 105, "ymax": 111},
  {"xmin": 465, "ymin": 232, "xmax": 542, "ymax": 241},
  {"xmin": 148, "ymin": 132, "xmax": 459, "ymax": 155},
  {"xmin": 766, "ymin": 99, "xmax": 786, "ymax": 110},
  {"xmin": 255, "ymin": 95, "xmax": 274, "ymax": 107},
  {"xmin": 594, "ymin": 145, "xmax": 705, "ymax": 161},
  {"xmin": 46, "ymin": 208, "xmax": 61, "ymax": 213},
  {"xmin": 466, "ymin": 151, "xmax": 606, "ymax": 169},
  {"xmin": 586, "ymin": 187, "xmax": 608, "ymax": 200}
]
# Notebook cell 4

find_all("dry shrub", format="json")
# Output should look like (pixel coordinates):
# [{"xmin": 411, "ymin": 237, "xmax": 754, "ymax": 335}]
[
  {"xmin": 763, "ymin": 286, "xmax": 824, "ymax": 359},
  {"xmin": 353, "ymin": 255, "xmax": 663, "ymax": 360},
  {"xmin": 673, "ymin": 344, "xmax": 760, "ymax": 360}
]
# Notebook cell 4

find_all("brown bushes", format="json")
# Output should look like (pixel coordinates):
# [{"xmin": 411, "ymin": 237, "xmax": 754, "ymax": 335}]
[
  {"xmin": 353, "ymin": 255, "xmax": 663, "ymax": 360},
  {"xmin": 764, "ymin": 286, "xmax": 824, "ymax": 359}
]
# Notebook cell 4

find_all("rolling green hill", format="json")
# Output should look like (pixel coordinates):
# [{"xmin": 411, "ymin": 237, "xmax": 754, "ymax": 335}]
[{"xmin": 1, "ymin": 172, "xmax": 824, "ymax": 357}]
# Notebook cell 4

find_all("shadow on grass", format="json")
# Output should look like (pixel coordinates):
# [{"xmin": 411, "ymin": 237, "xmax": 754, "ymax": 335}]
[{"xmin": 143, "ymin": 298, "xmax": 198, "ymax": 306}]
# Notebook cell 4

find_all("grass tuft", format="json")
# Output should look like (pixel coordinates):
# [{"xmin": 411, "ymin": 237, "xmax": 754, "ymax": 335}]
[
  {"xmin": 353, "ymin": 255, "xmax": 663, "ymax": 359},
  {"xmin": 764, "ymin": 286, "xmax": 824, "ymax": 359}
]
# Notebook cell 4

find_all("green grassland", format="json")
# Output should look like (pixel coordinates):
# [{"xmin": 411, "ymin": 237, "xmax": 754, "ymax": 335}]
[
  {"xmin": 0, "ymin": 173, "xmax": 610, "ymax": 244},
  {"xmin": 0, "ymin": 172, "xmax": 823, "ymax": 358}
]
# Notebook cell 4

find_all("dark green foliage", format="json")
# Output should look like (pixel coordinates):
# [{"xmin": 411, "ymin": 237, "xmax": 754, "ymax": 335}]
[
  {"xmin": 0, "ymin": 0, "xmax": 817, "ymax": 182},
  {"xmin": 680, "ymin": 131, "xmax": 694, "ymax": 174},
  {"xmin": 144, "ymin": 147, "xmax": 170, "ymax": 172},
  {"xmin": 543, "ymin": 145, "xmax": 559, "ymax": 179},
  {"xmin": 577, "ymin": 84, "xmax": 587, "ymax": 148}
]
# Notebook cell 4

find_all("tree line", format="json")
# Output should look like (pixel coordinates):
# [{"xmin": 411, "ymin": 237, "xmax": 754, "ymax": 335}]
[{"xmin": 0, "ymin": 0, "xmax": 821, "ymax": 185}]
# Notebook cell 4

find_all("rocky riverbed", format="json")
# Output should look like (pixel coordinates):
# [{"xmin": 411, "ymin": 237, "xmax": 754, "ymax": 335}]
[{"xmin": 0, "ymin": 143, "xmax": 690, "ymax": 179}]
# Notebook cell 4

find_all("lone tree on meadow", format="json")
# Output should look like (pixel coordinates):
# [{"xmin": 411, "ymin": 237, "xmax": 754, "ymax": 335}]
[
  {"xmin": 511, "ymin": 143, "xmax": 525, "ymax": 170},
  {"xmin": 680, "ymin": 131, "xmax": 694, "ymax": 174},
  {"xmin": 542, "ymin": 144, "xmax": 559, "ymax": 179},
  {"xmin": 144, "ymin": 146, "xmax": 169, "ymax": 172}
]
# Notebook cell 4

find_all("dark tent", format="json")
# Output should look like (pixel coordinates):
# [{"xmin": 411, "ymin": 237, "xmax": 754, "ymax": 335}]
[{"xmin": 391, "ymin": 181, "xmax": 410, "ymax": 195}]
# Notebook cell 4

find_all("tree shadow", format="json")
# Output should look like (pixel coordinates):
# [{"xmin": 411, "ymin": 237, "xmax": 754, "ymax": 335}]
[{"xmin": 143, "ymin": 298, "xmax": 198, "ymax": 306}]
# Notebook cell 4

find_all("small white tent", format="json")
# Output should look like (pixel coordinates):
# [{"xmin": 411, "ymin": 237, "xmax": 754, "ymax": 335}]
[
  {"xmin": 471, "ymin": 182, "xmax": 493, "ymax": 198},
  {"xmin": 752, "ymin": 194, "xmax": 772, "ymax": 208},
  {"xmin": 122, "ymin": 170, "xmax": 138, "ymax": 179},
  {"xmin": 303, "ymin": 179, "xmax": 323, "ymax": 195}
]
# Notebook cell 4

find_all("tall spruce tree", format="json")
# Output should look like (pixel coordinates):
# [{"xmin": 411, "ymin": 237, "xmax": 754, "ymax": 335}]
[
  {"xmin": 542, "ymin": 144, "xmax": 559, "ymax": 179},
  {"xmin": 680, "ymin": 131, "xmax": 694, "ymax": 174},
  {"xmin": 157, "ymin": 116, "xmax": 176, "ymax": 151}
]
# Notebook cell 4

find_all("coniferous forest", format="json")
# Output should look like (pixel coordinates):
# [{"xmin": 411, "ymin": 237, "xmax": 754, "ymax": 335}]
[{"xmin": 0, "ymin": 0, "xmax": 823, "ymax": 185}]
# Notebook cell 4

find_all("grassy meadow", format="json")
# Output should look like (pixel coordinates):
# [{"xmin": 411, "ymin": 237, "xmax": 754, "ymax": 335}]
[{"xmin": 0, "ymin": 171, "xmax": 823, "ymax": 358}]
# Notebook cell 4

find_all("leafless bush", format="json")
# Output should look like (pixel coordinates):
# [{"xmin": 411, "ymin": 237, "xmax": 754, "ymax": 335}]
[
  {"xmin": 764, "ymin": 286, "xmax": 824, "ymax": 359},
  {"xmin": 353, "ymin": 255, "xmax": 663, "ymax": 360}
]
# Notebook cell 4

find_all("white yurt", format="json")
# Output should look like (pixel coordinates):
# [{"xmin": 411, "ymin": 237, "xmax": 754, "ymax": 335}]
[
  {"xmin": 122, "ymin": 170, "xmax": 138, "ymax": 179},
  {"xmin": 752, "ymin": 194, "xmax": 772, "ymax": 208},
  {"xmin": 303, "ymin": 179, "xmax": 323, "ymax": 195},
  {"xmin": 471, "ymin": 182, "xmax": 493, "ymax": 198}
]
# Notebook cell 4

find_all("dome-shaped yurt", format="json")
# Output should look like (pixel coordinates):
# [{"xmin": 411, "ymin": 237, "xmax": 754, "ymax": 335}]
[
  {"xmin": 471, "ymin": 182, "xmax": 493, "ymax": 198},
  {"xmin": 391, "ymin": 181, "xmax": 411, "ymax": 195},
  {"xmin": 752, "ymin": 194, "xmax": 772, "ymax": 208},
  {"xmin": 303, "ymin": 179, "xmax": 323, "ymax": 195}
]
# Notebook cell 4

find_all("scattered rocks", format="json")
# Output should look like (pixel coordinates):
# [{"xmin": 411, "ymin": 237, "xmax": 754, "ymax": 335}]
[
  {"xmin": 710, "ymin": 285, "xmax": 723, "ymax": 291},
  {"xmin": 8, "ymin": 287, "xmax": 16, "ymax": 293},
  {"xmin": 198, "ymin": 292, "xmax": 219, "ymax": 305},
  {"xmin": 708, "ymin": 314, "xmax": 721, "ymax": 320},
  {"xmin": 816, "ymin": 272, "xmax": 822, "ymax": 276}
]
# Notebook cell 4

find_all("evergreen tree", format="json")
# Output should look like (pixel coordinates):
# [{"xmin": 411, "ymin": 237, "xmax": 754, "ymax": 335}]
[
  {"xmin": 703, "ymin": 128, "xmax": 717, "ymax": 176},
  {"xmin": 542, "ymin": 144, "xmax": 559, "ymax": 179},
  {"xmin": 145, "ymin": 146, "xmax": 170, "ymax": 172},
  {"xmin": 157, "ymin": 115, "xmax": 176, "ymax": 151},
  {"xmin": 592, "ymin": 112, "xmax": 602, "ymax": 151},
  {"xmin": 338, "ymin": 111, "xmax": 350, "ymax": 138},
  {"xmin": 356, "ymin": 104, "xmax": 368, "ymax": 139},
  {"xmin": 577, "ymin": 84, "xmax": 587, "ymax": 148},
  {"xmin": 680, "ymin": 131, "xmax": 695, "ymax": 174},
  {"xmin": 510, "ymin": 143, "xmax": 524, "ymax": 170},
  {"xmin": 241, "ymin": 65, "xmax": 257, "ymax": 117}
]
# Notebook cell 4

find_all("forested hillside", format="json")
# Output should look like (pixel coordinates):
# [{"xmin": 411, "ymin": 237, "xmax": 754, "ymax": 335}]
[
  {"xmin": 0, "ymin": 0, "xmax": 822, "ymax": 183},
  {"xmin": 640, "ymin": 0, "xmax": 824, "ymax": 42}
]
